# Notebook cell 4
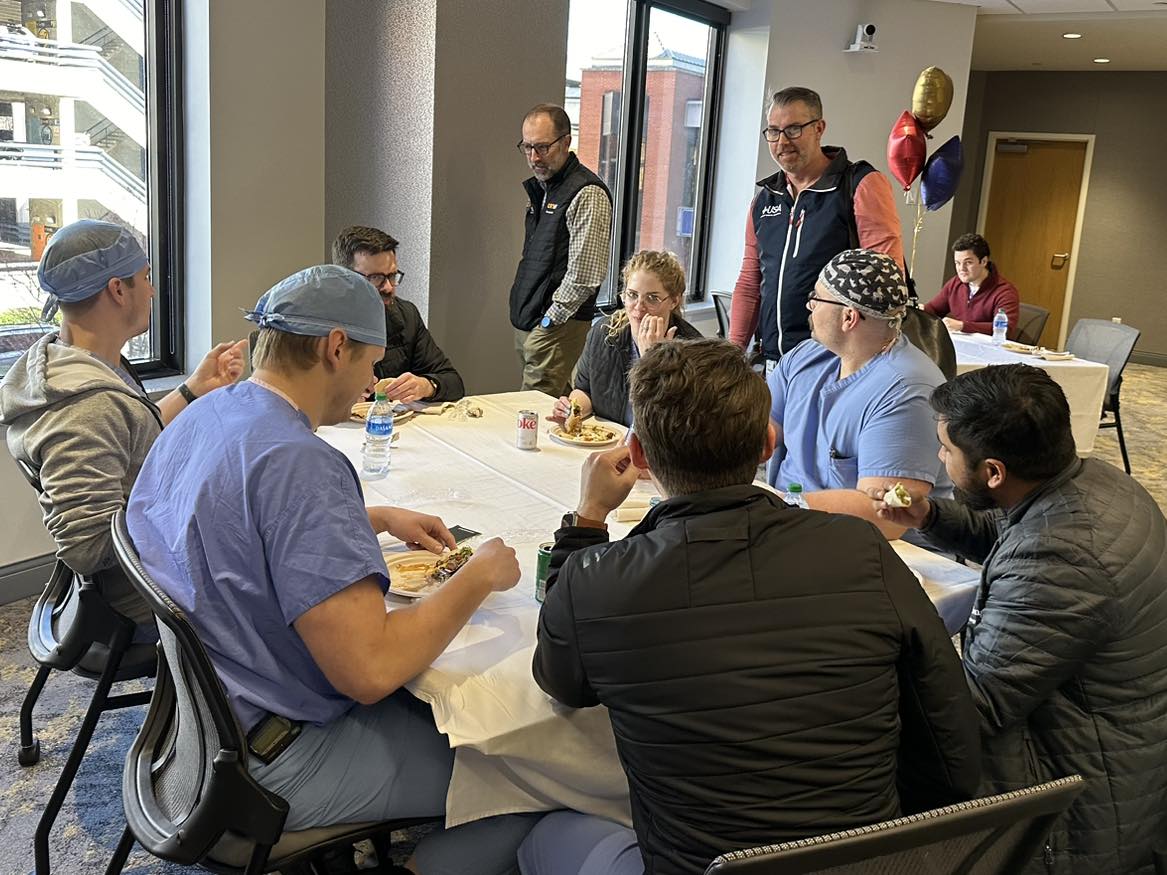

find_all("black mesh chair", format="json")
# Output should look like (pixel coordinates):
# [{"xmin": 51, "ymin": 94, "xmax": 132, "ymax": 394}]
[
  {"xmin": 1066, "ymin": 318, "xmax": 1141, "ymax": 474},
  {"xmin": 106, "ymin": 511, "xmax": 438, "ymax": 875},
  {"xmin": 703, "ymin": 775, "xmax": 1084, "ymax": 874},
  {"xmin": 12, "ymin": 459, "xmax": 155, "ymax": 875},
  {"xmin": 1012, "ymin": 303, "xmax": 1050, "ymax": 347},
  {"xmin": 711, "ymin": 292, "xmax": 732, "ymax": 340}
]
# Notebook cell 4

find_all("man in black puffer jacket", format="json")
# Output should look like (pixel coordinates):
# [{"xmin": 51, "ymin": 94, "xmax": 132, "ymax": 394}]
[
  {"xmin": 873, "ymin": 364, "xmax": 1167, "ymax": 875},
  {"xmin": 518, "ymin": 338, "xmax": 981, "ymax": 875}
]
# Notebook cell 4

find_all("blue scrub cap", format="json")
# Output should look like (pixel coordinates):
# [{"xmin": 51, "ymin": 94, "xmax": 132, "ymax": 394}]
[
  {"xmin": 37, "ymin": 220, "xmax": 149, "ymax": 320},
  {"xmin": 244, "ymin": 265, "xmax": 387, "ymax": 348}
]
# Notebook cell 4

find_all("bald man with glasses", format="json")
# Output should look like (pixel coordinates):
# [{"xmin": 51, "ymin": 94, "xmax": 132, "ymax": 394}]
[
  {"xmin": 729, "ymin": 86, "xmax": 903, "ymax": 370},
  {"xmin": 509, "ymin": 103, "xmax": 612, "ymax": 396}
]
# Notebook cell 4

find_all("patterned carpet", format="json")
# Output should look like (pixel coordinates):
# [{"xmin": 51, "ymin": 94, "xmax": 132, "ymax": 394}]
[{"xmin": 0, "ymin": 364, "xmax": 1162, "ymax": 874}]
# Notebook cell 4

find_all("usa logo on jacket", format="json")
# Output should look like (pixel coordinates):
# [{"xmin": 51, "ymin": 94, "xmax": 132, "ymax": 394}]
[{"xmin": 760, "ymin": 204, "xmax": 784, "ymax": 218}]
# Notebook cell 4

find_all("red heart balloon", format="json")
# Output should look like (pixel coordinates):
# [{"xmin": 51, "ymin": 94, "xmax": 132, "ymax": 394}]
[{"xmin": 887, "ymin": 110, "xmax": 926, "ymax": 191}]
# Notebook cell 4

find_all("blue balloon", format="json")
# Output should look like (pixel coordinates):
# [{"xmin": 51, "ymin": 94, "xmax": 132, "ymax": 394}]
[{"xmin": 921, "ymin": 136, "xmax": 963, "ymax": 212}]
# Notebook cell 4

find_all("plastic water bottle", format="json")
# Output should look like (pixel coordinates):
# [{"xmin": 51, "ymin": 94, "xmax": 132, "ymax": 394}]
[
  {"xmin": 361, "ymin": 391, "xmax": 393, "ymax": 479},
  {"xmin": 785, "ymin": 482, "xmax": 810, "ymax": 510},
  {"xmin": 992, "ymin": 308, "xmax": 1009, "ymax": 345}
]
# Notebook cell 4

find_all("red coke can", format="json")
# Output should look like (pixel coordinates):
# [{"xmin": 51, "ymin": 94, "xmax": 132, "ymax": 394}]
[{"xmin": 516, "ymin": 409, "xmax": 538, "ymax": 450}]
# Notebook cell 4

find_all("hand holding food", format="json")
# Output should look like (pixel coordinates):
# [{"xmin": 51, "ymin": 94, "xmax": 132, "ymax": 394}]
[
  {"xmin": 578, "ymin": 445, "xmax": 641, "ymax": 521},
  {"xmin": 865, "ymin": 484, "xmax": 930, "ymax": 530},
  {"xmin": 883, "ymin": 482, "xmax": 913, "ymax": 508},
  {"xmin": 377, "ymin": 372, "xmax": 435, "ymax": 404},
  {"xmin": 464, "ymin": 537, "xmax": 521, "ymax": 592},
  {"xmin": 375, "ymin": 507, "xmax": 456, "ymax": 553},
  {"xmin": 564, "ymin": 401, "xmax": 584, "ymax": 435},
  {"xmin": 547, "ymin": 395, "xmax": 572, "ymax": 425}
]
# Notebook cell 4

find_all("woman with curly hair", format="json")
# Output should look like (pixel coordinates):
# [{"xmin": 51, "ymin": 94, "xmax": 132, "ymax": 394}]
[{"xmin": 548, "ymin": 250, "xmax": 702, "ymax": 428}]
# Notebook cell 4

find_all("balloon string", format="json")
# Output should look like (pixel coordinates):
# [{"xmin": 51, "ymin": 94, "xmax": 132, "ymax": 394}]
[{"xmin": 909, "ymin": 180, "xmax": 925, "ymax": 277}]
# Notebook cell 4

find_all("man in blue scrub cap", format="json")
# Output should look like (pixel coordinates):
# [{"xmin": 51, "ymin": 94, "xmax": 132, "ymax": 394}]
[
  {"xmin": 127, "ymin": 265, "xmax": 536, "ymax": 874},
  {"xmin": 0, "ymin": 219, "xmax": 246, "ymax": 632}
]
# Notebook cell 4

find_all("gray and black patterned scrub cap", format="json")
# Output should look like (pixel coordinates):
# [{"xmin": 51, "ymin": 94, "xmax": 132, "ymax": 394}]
[{"xmin": 818, "ymin": 249, "xmax": 908, "ymax": 320}]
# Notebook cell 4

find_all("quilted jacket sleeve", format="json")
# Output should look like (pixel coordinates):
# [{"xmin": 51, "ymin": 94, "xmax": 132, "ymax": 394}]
[
  {"xmin": 883, "ymin": 538, "xmax": 982, "ymax": 812},
  {"xmin": 922, "ymin": 497, "xmax": 1004, "ymax": 565},
  {"xmin": 963, "ymin": 535, "xmax": 1117, "ymax": 735}
]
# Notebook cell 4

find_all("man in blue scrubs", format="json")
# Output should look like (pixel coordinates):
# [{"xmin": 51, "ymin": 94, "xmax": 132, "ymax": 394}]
[
  {"xmin": 127, "ymin": 265, "xmax": 536, "ymax": 874},
  {"xmin": 767, "ymin": 249, "xmax": 951, "ymax": 539}
]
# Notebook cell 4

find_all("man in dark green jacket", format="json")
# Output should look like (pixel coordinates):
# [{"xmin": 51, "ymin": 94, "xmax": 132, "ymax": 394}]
[{"xmin": 873, "ymin": 363, "xmax": 1167, "ymax": 874}]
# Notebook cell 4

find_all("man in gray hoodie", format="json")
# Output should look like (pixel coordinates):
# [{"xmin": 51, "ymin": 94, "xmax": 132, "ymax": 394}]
[{"xmin": 0, "ymin": 220, "xmax": 246, "ymax": 628}]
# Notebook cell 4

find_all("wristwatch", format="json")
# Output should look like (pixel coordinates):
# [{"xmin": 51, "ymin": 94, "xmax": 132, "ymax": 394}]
[
  {"xmin": 562, "ymin": 511, "xmax": 607, "ymax": 531},
  {"xmin": 425, "ymin": 376, "xmax": 440, "ymax": 397},
  {"xmin": 177, "ymin": 382, "xmax": 199, "ymax": 404},
  {"xmin": 540, "ymin": 315, "xmax": 554, "ymax": 329}
]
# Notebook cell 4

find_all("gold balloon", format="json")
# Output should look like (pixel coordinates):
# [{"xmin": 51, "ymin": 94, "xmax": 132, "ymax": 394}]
[{"xmin": 912, "ymin": 66, "xmax": 954, "ymax": 132}]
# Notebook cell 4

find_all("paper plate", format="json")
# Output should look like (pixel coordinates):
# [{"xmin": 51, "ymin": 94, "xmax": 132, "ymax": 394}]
[
  {"xmin": 1038, "ymin": 350, "xmax": 1074, "ymax": 361},
  {"xmin": 383, "ymin": 550, "xmax": 449, "ymax": 598},
  {"xmin": 351, "ymin": 402, "xmax": 416, "ymax": 425},
  {"xmin": 547, "ymin": 424, "xmax": 620, "ymax": 448}
]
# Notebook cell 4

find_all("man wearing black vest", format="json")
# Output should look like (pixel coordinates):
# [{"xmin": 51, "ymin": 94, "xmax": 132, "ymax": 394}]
[
  {"xmin": 510, "ymin": 104, "xmax": 612, "ymax": 396},
  {"xmin": 729, "ymin": 87, "xmax": 903, "ymax": 369}
]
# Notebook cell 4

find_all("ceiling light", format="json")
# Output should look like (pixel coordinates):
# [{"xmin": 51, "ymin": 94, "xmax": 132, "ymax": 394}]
[
  {"xmin": 1093, "ymin": 57, "xmax": 1111, "ymax": 63},
  {"xmin": 1062, "ymin": 32, "xmax": 1082, "ymax": 39}
]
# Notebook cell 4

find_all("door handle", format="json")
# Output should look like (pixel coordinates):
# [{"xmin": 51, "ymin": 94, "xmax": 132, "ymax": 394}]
[{"xmin": 1050, "ymin": 252, "xmax": 1070, "ymax": 269}]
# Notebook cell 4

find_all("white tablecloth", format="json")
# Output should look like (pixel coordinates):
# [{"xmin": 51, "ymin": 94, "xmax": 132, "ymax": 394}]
[
  {"xmin": 317, "ymin": 391, "xmax": 979, "ymax": 828},
  {"xmin": 951, "ymin": 333, "xmax": 1108, "ymax": 454}
]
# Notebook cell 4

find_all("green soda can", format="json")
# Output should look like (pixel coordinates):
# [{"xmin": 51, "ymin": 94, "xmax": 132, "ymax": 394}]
[{"xmin": 535, "ymin": 542, "xmax": 554, "ymax": 602}]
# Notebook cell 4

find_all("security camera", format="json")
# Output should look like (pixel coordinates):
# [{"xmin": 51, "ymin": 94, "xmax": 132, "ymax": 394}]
[{"xmin": 846, "ymin": 23, "xmax": 878, "ymax": 53}]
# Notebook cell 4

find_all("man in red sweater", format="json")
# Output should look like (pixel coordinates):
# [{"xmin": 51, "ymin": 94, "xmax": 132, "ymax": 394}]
[{"xmin": 925, "ymin": 233, "xmax": 1020, "ymax": 336}]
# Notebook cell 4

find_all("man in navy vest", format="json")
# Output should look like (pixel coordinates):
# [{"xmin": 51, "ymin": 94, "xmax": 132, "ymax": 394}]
[
  {"xmin": 510, "ymin": 104, "xmax": 612, "ymax": 396},
  {"xmin": 729, "ymin": 87, "xmax": 903, "ymax": 368}
]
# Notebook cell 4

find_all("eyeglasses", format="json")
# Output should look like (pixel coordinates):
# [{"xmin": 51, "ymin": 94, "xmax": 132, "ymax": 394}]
[
  {"xmin": 807, "ymin": 294, "xmax": 864, "ymax": 319},
  {"xmin": 516, "ymin": 134, "xmax": 567, "ymax": 158},
  {"xmin": 762, "ymin": 119, "xmax": 821, "ymax": 142},
  {"xmin": 621, "ymin": 290, "xmax": 667, "ymax": 307},
  {"xmin": 358, "ymin": 269, "xmax": 405, "ymax": 288}
]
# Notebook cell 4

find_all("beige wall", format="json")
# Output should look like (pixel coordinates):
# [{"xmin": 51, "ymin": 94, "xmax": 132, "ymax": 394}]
[
  {"xmin": 951, "ymin": 71, "xmax": 1167, "ymax": 362},
  {"xmin": 706, "ymin": 0, "xmax": 978, "ymax": 300}
]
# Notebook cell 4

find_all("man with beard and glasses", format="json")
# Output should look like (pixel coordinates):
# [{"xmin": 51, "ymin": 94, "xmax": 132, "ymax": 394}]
[
  {"xmin": 766, "ymin": 248, "xmax": 951, "ymax": 539},
  {"xmin": 870, "ymin": 364, "xmax": 1167, "ymax": 875},
  {"xmin": 332, "ymin": 225, "xmax": 464, "ymax": 402}
]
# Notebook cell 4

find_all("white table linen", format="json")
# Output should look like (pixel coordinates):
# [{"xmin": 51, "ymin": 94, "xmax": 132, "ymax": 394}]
[
  {"xmin": 317, "ymin": 391, "xmax": 979, "ymax": 828},
  {"xmin": 951, "ymin": 333, "xmax": 1108, "ymax": 454}
]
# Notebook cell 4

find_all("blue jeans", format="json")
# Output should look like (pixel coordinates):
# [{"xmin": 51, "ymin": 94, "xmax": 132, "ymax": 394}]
[
  {"xmin": 250, "ymin": 690, "xmax": 538, "ymax": 875},
  {"xmin": 518, "ymin": 811, "xmax": 644, "ymax": 875}
]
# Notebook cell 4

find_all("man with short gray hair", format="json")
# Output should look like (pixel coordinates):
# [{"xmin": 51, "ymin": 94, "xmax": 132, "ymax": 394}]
[
  {"xmin": 510, "ymin": 103, "xmax": 612, "ymax": 396},
  {"xmin": 729, "ymin": 86, "xmax": 903, "ymax": 366}
]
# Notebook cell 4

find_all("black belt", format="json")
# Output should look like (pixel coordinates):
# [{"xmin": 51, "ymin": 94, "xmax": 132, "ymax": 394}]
[{"xmin": 246, "ymin": 713, "xmax": 302, "ymax": 765}]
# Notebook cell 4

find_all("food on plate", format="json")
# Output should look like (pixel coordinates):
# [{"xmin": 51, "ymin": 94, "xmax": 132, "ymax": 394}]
[
  {"xmin": 883, "ymin": 483, "xmax": 913, "ymax": 509},
  {"xmin": 553, "ymin": 422, "xmax": 618, "ymax": 444},
  {"xmin": 428, "ymin": 545, "xmax": 474, "ymax": 583},
  {"xmin": 1038, "ymin": 348, "xmax": 1074, "ymax": 361},
  {"xmin": 386, "ymin": 546, "xmax": 475, "ymax": 594},
  {"xmin": 1000, "ymin": 340, "xmax": 1036, "ymax": 354},
  {"xmin": 564, "ymin": 401, "xmax": 584, "ymax": 435}
]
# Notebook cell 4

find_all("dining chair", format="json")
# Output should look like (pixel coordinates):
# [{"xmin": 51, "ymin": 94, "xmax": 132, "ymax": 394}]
[
  {"xmin": 1013, "ymin": 303, "xmax": 1049, "ymax": 347},
  {"xmin": 1066, "ymin": 318, "xmax": 1141, "ymax": 474},
  {"xmin": 703, "ymin": 775, "xmax": 1085, "ymax": 874},
  {"xmin": 12, "ymin": 458, "xmax": 155, "ymax": 875},
  {"xmin": 106, "ymin": 510, "xmax": 439, "ymax": 875}
]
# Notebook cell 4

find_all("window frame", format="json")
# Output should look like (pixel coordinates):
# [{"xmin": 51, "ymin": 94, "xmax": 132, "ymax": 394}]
[
  {"xmin": 603, "ymin": 0, "xmax": 729, "ymax": 306},
  {"xmin": 136, "ymin": 0, "xmax": 184, "ymax": 378}
]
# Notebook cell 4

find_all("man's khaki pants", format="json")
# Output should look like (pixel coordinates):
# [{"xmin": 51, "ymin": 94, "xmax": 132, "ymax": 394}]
[{"xmin": 514, "ymin": 319, "xmax": 591, "ymax": 397}]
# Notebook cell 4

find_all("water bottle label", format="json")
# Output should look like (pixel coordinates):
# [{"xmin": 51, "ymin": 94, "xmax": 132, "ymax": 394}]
[{"xmin": 366, "ymin": 419, "xmax": 393, "ymax": 436}]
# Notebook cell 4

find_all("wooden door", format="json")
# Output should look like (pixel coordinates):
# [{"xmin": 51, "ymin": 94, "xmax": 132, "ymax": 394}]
[{"xmin": 981, "ymin": 139, "xmax": 1086, "ymax": 349}]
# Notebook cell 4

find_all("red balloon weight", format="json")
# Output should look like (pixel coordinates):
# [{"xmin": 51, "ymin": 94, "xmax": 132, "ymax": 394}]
[{"xmin": 887, "ymin": 110, "xmax": 926, "ymax": 191}]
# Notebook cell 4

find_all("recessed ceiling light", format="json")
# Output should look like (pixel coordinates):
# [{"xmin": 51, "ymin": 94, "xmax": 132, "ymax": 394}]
[
  {"xmin": 1093, "ymin": 57, "xmax": 1111, "ymax": 63},
  {"xmin": 1062, "ymin": 32, "xmax": 1082, "ymax": 39}
]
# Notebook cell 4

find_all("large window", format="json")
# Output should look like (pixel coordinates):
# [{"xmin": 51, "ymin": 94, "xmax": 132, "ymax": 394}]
[
  {"xmin": 566, "ymin": 0, "xmax": 727, "ymax": 304},
  {"xmin": 0, "ymin": 0, "xmax": 182, "ymax": 377}
]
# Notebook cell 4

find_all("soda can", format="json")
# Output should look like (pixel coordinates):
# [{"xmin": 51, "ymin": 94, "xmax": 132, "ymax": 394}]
[
  {"xmin": 516, "ymin": 409, "xmax": 539, "ymax": 450},
  {"xmin": 535, "ymin": 541, "xmax": 554, "ymax": 602}
]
